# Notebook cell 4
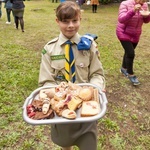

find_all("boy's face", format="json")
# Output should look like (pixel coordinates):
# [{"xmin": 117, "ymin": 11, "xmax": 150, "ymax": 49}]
[{"xmin": 56, "ymin": 16, "xmax": 81, "ymax": 39}]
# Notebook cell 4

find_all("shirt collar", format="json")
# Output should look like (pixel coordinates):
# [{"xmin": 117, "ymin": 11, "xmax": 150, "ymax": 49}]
[{"xmin": 58, "ymin": 32, "xmax": 81, "ymax": 46}]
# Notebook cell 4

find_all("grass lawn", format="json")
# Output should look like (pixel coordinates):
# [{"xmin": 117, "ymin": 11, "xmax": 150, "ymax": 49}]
[{"xmin": 0, "ymin": 1, "xmax": 150, "ymax": 150}]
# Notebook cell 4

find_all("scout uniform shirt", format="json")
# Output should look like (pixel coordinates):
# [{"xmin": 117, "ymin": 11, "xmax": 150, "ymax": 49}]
[
  {"xmin": 38, "ymin": 32, "xmax": 105, "ymax": 148},
  {"xmin": 39, "ymin": 32, "xmax": 105, "ymax": 90}
]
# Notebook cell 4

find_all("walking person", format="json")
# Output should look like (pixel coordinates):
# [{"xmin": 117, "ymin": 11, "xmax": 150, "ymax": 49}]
[
  {"xmin": 4, "ymin": 0, "xmax": 13, "ymax": 24},
  {"xmin": 90, "ymin": 0, "xmax": 99, "ymax": 13},
  {"xmin": 116, "ymin": 0, "xmax": 150, "ymax": 85},
  {"xmin": 10, "ymin": 0, "xmax": 25, "ymax": 32},
  {"xmin": 38, "ymin": 1, "xmax": 105, "ymax": 150}
]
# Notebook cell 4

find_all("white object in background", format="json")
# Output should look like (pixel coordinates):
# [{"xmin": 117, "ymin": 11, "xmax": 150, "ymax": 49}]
[{"xmin": 86, "ymin": 0, "xmax": 90, "ymax": 5}]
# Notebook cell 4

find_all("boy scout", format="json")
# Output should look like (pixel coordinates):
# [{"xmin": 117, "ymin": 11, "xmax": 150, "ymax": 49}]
[{"xmin": 38, "ymin": 1, "xmax": 105, "ymax": 150}]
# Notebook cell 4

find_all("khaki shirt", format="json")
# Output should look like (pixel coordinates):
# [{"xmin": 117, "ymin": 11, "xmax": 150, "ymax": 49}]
[{"xmin": 38, "ymin": 32, "xmax": 105, "ymax": 90}]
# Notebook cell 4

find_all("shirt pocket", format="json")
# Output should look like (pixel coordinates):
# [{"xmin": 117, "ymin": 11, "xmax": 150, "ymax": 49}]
[
  {"xmin": 75, "ymin": 53, "xmax": 90, "ymax": 81},
  {"xmin": 51, "ymin": 60, "xmax": 65, "ymax": 79}
]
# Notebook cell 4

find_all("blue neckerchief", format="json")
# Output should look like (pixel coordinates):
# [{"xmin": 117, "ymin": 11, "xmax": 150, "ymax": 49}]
[{"xmin": 77, "ymin": 33, "xmax": 98, "ymax": 51}]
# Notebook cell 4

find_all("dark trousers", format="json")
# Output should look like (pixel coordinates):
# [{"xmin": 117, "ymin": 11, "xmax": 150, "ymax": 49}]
[
  {"xmin": 6, "ymin": 9, "xmax": 12, "ymax": 22},
  {"xmin": 120, "ymin": 40, "xmax": 138, "ymax": 75},
  {"xmin": 0, "ymin": 2, "xmax": 2, "ymax": 18},
  {"xmin": 92, "ymin": 5, "xmax": 97, "ymax": 13},
  {"xmin": 14, "ymin": 16, "xmax": 24, "ymax": 31},
  {"xmin": 52, "ymin": 0, "xmax": 58, "ymax": 2}
]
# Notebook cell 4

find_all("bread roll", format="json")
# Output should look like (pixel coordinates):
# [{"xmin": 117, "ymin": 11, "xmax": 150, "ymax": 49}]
[
  {"xmin": 45, "ymin": 88, "xmax": 55, "ymax": 99},
  {"xmin": 78, "ymin": 87, "xmax": 93, "ymax": 101}
]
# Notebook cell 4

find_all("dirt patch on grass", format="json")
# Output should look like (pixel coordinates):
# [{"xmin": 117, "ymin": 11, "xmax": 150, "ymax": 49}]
[{"xmin": 98, "ymin": 72, "xmax": 150, "ymax": 149}]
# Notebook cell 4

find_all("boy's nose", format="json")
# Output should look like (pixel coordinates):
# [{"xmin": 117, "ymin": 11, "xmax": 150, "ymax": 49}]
[{"xmin": 68, "ymin": 21, "xmax": 74, "ymax": 27}]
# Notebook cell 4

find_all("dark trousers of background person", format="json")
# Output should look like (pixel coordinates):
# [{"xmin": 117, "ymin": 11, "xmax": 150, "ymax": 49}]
[
  {"xmin": 14, "ymin": 15, "xmax": 24, "ymax": 31},
  {"xmin": 52, "ymin": 0, "xmax": 58, "ymax": 3},
  {"xmin": 120, "ymin": 40, "xmax": 138, "ymax": 75},
  {"xmin": 6, "ymin": 8, "xmax": 12, "ymax": 22},
  {"xmin": 0, "ymin": 2, "xmax": 2, "ymax": 18},
  {"xmin": 92, "ymin": 5, "xmax": 97, "ymax": 13},
  {"xmin": 12, "ymin": 8, "xmax": 24, "ymax": 32}
]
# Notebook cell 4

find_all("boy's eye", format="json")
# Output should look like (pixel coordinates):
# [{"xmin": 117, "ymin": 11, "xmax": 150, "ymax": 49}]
[
  {"xmin": 73, "ymin": 19, "xmax": 78, "ymax": 22},
  {"xmin": 61, "ymin": 19, "xmax": 78, "ymax": 24},
  {"xmin": 62, "ymin": 20, "xmax": 68, "ymax": 23}
]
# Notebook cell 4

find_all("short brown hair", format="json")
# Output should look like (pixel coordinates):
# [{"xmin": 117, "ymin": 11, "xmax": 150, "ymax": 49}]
[{"xmin": 56, "ymin": 1, "xmax": 81, "ymax": 21}]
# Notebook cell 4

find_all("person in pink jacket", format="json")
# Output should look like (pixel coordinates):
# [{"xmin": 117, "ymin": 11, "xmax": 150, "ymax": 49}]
[{"xmin": 116, "ymin": 0, "xmax": 150, "ymax": 85}]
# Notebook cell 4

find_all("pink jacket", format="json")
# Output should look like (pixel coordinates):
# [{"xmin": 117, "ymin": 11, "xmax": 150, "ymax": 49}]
[{"xmin": 116, "ymin": 0, "xmax": 150, "ymax": 43}]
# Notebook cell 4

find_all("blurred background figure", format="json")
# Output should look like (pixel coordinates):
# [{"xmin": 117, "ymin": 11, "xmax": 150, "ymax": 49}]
[
  {"xmin": 11, "ymin": 0, "xmax": 25, "ymax": 32},
  {"xmin": 4, "ymin": 0, "xmax": 13, "ymax": 24},
  {"xmin": 52, "ymin": 0, "xmax": 58, "ymax": 2},
  {"xmin": 0, "ymin": 0, "xmax": 2, "ymax": 18},
  {"xmin": 90, "ymin": 0, "xmax": 99, "ymax": 13},
  {"xmin": 116, "ymin": 0, "xmax": 150, "ymax": 85}
]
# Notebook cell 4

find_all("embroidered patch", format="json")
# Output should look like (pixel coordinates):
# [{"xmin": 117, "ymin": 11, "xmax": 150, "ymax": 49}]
[
  {"xmin": 42, "ymin": 49, "xmax": 47, "ymax": 55},
  {"xmin": 55, "ymin": 71, "xmax": 65, "ymax": 81},
  {"xmin": 51, "ymin": 55, "xmax": 65, "ymax": 60}
]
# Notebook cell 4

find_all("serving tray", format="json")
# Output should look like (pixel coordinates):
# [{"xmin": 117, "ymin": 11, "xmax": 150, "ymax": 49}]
[{"xmin": 22, "ymin": 83, "xmax": 108, "ymax": 125}]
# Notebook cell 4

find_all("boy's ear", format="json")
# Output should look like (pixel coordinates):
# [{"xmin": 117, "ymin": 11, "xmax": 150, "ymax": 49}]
[{"xmin": 56, "ymin": 18, "xmax": 59, "ymax": 24}]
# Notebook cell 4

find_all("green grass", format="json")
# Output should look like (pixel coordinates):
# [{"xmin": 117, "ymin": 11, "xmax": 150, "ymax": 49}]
[{"xmin": 0, "ymin": 1, "xmax": 150, "ymax": 150}]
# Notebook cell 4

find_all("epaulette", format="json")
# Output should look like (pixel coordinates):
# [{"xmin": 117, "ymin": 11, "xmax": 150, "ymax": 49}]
[
  {"xmin": 83, "ymin": 34, "xmax": 98, "ymax": 41},
  {"xmin": 42, "ymin": 37, "xmax": 59, "ymax": 55},
  {"xmin": 47, "ymin": 37, "xmax": 59, "ymax": 45}
]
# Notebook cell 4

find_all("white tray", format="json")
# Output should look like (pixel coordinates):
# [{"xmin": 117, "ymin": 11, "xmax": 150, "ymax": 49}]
[{"xmin": 22, "ymin": 83, "xmax": 108, "ymax": 125}]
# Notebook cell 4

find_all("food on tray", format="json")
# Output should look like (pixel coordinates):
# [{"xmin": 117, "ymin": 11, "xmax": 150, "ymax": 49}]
[
  {"xmin": 54, "ymin": 91, "xmax": 67, "ymax": 101},
  {"xmin": 53, "ymin": 100, "xmax": 68, "ymax": 116},
  {"xmin": 40, "ymin": 88, "xmax": 55, "ymax": 99},
  {"xmin": 42, "ymin": 98, "xmax": 51, "ymax": 114},
  {"xmin": 81, "ymin": 101, "xmax": 100, "ymax": 117},
  {"xmin": 27, "ymin": 104, "xmax": 36, "ymax": 118},
  {"xmin": 68, "ymin": 96, "xmax": 83, "ymax": 111},
  {"xmin": 62, "ymin": 109, "xmax": 77, "ymax": 119},
  {"xmin": 27, "ymin": 100, "xmax": 55, "ymax": 120},
  {"xmin": 34, "ymin": 108, "xmax": 54, "ymax": 120},
  {"xmin": 39, "ymin": 90, "xmax": 47, "ymax": 101},
  {"xmin": 26, "ymin": 82, "xmax": 101, "ymax": 120},
  {"xmin": 45, "ymin": 88, "xmax": 55, "ymax": 99},
  {"xmin": 78, "ymin": 87, "xmax": 93, "ymax": 101},
  {"xmin": 31, "ymin": 99, "xmax": 43, "ymax": 110},
  {"xmin": 93, "ymin": 89, "xmax": 99, "ymax": 103}
]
